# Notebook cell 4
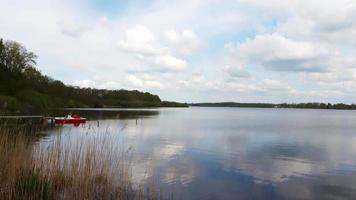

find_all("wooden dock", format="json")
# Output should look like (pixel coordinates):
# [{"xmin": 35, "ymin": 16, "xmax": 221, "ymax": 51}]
[
  {"xmin": 0, "ymin": 116, "xmax": 44, "ymax": 119},
  {"xmin": 0, "ymin": 116, "xmax": 56, "ymax": 125}
]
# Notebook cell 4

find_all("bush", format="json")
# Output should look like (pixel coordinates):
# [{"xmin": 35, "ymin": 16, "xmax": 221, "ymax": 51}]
[
  {"xmin": 16, "ymin": 90, "xmax": 49, "ymax": 113},
  {"xmin": 0, "ymin": 95, "xmax": 19, "ymax": 114}
]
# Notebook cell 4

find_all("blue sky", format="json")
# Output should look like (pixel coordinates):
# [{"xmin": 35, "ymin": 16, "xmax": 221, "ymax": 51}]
[
  {"xmin": 87, "ymin": 0, "xmax": 153, "ymax": 17},
  {"xmin": 1, "ymin": 0, "xmax": 356, "ymax": 103}
]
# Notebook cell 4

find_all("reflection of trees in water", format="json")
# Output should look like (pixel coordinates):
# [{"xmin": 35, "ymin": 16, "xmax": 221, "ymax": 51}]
[{"xmin": 50, "ymin": 110, "xmax": 160, "ymax": 120}]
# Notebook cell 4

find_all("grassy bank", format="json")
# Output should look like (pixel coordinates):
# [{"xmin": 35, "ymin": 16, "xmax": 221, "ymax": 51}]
[{"xmin": 0, "ymin": 125, "xmax": 159, "ymax": 200}]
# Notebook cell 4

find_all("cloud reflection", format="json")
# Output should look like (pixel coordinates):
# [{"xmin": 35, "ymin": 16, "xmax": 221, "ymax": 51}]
[{"xmin": 41, "ymin": 108, "xmax": 356, "ymax": 199}]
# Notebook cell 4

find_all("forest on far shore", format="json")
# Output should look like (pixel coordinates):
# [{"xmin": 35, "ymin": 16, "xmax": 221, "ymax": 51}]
[
  {"xmin": 0, "ymin": 38, "xmax": 187, "ymax": 115},
  {"xmin": 192, "ymin": 102, "xmax": 356, "ymax": 110}
]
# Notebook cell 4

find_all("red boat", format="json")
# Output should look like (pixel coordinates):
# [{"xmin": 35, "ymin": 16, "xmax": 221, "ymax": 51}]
[{"xmin": 55, "ymin": 114, "xmax": 86, "ymax": 126}]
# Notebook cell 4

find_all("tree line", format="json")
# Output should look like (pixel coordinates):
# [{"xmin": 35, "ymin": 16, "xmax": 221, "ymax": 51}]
[
  {"xmin": 0, "ymin": 38, "xmax": 187, "ymax": 114},
  {"xmin": 192, "ymin": 102, "xmax": 356, "ymax": 110}
]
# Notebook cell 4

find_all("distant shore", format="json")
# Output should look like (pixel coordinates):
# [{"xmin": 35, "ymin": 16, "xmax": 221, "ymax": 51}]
[{"xmin": 191, "ymin": 102, "xmax": 356, "ymax": 110}]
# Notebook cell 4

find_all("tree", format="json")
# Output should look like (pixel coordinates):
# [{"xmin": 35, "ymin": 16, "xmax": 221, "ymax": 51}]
[{"xmin": 0, "ymin": 37, "xmax": 187, "ymax": 114}]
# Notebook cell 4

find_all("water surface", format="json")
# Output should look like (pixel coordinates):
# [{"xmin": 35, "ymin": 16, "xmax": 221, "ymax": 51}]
[{"xmin": 43, "ymin": 107, "xmax": 356, "ymax": 199}]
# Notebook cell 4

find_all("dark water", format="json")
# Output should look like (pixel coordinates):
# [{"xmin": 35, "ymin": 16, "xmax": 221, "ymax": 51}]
[{"xmin": 43, "ymin": 107, "xmax": 356, "ymax": 199}]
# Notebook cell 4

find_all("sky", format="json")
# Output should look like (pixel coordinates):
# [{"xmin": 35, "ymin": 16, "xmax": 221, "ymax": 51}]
[{"xmin": 1, "ymin": 0, "xmax": 356, "ymax": 103}]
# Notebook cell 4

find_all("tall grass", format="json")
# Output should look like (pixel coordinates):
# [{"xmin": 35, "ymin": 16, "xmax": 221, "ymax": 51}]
[{"xmin": 0, "ymin": 125, "xmax": 155, "ymax": 200}]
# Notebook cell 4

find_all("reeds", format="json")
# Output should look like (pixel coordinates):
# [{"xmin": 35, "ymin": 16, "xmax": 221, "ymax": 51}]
[{"xmin": 0, "ymin": 125, "xmax": 152, "ymax": 200}]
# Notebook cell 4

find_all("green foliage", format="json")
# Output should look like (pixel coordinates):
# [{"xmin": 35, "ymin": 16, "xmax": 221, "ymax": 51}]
[
  {"xmin": 192, "ymin": 102, "xmax": 356, "ymax": 110},
  {"xmin": 278, "ymin": 102, "xmax": 356, "ymax": 109},
  {"xmin": 0, "ymin": 38, "xmax": 185, "ymax": 114},
  {"xmin": 161, "ymin": 101, "xmax": 188, "ymax": 107},
  {"xmin": 17, "ymin": 90, "xmax": 50, "ymax": 113},
  {"xmin": 0, "ymin": 95, "xmax": 19, "ymax": 114},
  {"xmin": 192, "ymin": 102, "xmax": 274, "ymax": 108}
]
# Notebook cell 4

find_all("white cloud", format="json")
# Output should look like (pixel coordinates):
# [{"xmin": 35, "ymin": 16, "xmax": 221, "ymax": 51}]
[
  {"xmin": 127, "ymin": 75, "xmax": 143, "ymax": 87},
  {"xmin": 57, "ymin": 20, "xmax": 91, "ymax": 38},
  {"xmin": 72, "ymin": 75, "xmax": 163, "ymax": 90},
  {"xmin": 223, "ymin": 65, "xmax": 251, "ymax": 79},
  {"xmin": 99, "ymin": 81, "xmax": 122, "ymax": 89},
  {"xmin": 72, "ymin": 80, "xmax": 121, "ymax": 90},
  {"xmin": 72, "ymin": 80, "xmax": 96, "ymax": 88},
  {"xmin": 241, "ymin": 0, "xmax": 356, "ymax": 45},
  {"xmin": 126, "ymin": 75, "xmax": 164, "ymax": 90},
  {"xmin": 117, "ymin": 25, "xmax": 166, "ymax": 56},
  {"xmin": 228, "ymin": 33, "xmax": 335, "ymax": 72},
  {"xmin": 165, "ymin": 29, "xmax": 200, "ymax": 55},
  {"xmin": 118, "ymin": 25, "xmax": 189, "ymax": 72},
  {"xmin": 258, "ymin": 79, "xmax": 295, "ymax": 93},
  {"xmin": 305, "ymin": 69, "xmax": 356, "ymax": 84},
  {"xmin": 150, "ymin": 55, "xmax": 187, "ymax": 71},
  {"xmin": 221, "ymin": 79, "xmax": 295, "ymax": 94},
  {"xmin": 2, "ymin": 0, "xmax": 356, "ymax": 102}
]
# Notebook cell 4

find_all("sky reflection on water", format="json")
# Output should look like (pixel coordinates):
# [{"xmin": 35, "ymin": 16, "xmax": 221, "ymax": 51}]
[{"xmin": 42, "ymin": 107, "xmax": 356, "ymax": 199}]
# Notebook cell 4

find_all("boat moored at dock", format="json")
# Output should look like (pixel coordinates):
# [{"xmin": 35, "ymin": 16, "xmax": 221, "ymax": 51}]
[{"xmin": 54, "ymin": 114, "xmax": 86, "ymax": 126}]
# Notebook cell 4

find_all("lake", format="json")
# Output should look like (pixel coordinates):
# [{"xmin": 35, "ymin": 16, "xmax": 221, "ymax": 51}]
[{"xmin": 41, "ymin": 107, "xmax": 356, "ymax": 199}]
